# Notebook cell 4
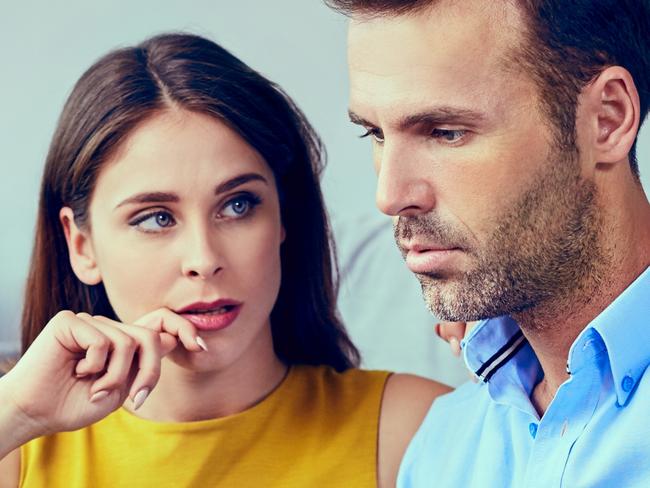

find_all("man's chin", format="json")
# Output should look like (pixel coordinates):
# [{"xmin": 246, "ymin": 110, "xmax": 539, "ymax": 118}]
[
  {"xmin": 420, "ymin": 279, "xmax": 493, "ymax": 322},
  {"xmin": 421, "ymin": 280, "xmax": 463, "ymax": 320}
]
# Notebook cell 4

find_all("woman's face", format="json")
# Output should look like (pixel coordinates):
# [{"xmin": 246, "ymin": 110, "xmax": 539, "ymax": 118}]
[{"xmin": 70, "ymin": 110, "xmax": 284, "ymax": 370}]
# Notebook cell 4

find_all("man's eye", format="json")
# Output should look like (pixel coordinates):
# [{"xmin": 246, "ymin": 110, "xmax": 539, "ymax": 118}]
[
  {"xmin": 431, "ymin": 129, "xmax": 466, "ymax": 143},
  {"xmin": 359, "ymin": 128, "xmax": 385, "ymax": 144},
  {"xmin": 220, "ymin": 194, "xmax": 261, "ymax": 219},
  {"xmin": 130, "ymin": 211, "xmax": 176, "ymax": 233}
]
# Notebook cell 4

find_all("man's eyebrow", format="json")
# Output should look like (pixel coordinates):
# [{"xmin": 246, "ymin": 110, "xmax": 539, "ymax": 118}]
[
  {"xmin": 347, "ymin": 107, "xmax": 486, "ymax": 129},
  {"xmin": 114, "ymin": 172, "xmax": 268, "ymax": 209},
  {"xmin": 348, "ymin": 110, "xmax": 373, "ymax": 127},
  {"xmin": 397, "ymin": 108, "xmax": 486, "ymax": 130}
]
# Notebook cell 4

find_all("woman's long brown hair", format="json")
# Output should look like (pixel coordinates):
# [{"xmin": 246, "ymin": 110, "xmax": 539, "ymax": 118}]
[{"xmin": 22, "ymin": 33, "xmax": 360, "ymax": 371}]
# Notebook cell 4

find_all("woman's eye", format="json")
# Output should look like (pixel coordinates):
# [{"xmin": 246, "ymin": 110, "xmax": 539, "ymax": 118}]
[
  {"xmin": 220, "ymin": 194, "xmax": 261, "ymax": 219},
  {"xmin": 431, "ymin": 128, "xmax": 466, "ymax": 143},
  {"xmin": 130, "ymin": 211, "xmax": 176, "ymax": 232}
]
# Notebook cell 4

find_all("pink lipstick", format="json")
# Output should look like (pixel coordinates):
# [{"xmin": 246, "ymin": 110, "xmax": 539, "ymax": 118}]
[{"xmin": 175, "ymin": 299, "xmax": 242, "ymax": 331}]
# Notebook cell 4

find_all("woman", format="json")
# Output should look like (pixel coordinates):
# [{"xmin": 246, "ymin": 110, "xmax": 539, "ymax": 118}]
[{"xmin": 0, "ymin": 33, "xmax": 450, "ymax": 487}]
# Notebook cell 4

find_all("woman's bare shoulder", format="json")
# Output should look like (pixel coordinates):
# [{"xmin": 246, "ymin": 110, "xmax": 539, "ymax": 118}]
[
  {"xmin": 381, "ymin": 373, "xmax": 452, "ymax": 440},
  {"xmin": 377, "ymin": 374, "xmax": 452, "ymax": 488},
  {"xmin": 385, "ymin": 373, "xmax": 452, "ymax": 402},
  {"xmin": 0, "ymin": 448, "xmax": 20, "ymax": 488}
]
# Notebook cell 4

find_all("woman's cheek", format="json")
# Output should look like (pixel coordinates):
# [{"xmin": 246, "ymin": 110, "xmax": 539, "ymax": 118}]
[
  {"xmin": 241, "ymin": 227, "xmax": 283, "ymax": 301},
  {"xmin": 97, "ymin": 244, "xmax": 170, "ymax": 322}
]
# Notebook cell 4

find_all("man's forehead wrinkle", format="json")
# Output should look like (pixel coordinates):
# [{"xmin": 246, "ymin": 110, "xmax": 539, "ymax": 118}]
[
  {"xmin": 351, "ymin": 80, "xmax": 496, "ymax": 125},
  {"xmin": 347, "ymin": 0, "xmax": 530, "ymax": 133}
]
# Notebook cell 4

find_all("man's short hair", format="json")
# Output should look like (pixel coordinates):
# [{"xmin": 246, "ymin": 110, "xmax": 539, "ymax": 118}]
[{"xmin": 328, "ymin": 0, "xmax": 650, "ymax": 176}]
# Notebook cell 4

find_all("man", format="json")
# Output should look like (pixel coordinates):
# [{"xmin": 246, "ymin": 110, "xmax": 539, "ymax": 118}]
[{"xmin": 326, "ymin": 0, "xmax": 650, "ymax": 486}]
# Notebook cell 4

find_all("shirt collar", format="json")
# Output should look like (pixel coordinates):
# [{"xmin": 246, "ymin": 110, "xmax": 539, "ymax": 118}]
[
  {"xmin": 463, "ymin": 316, "xmax": 526, "ymax": 382},
  {"xmin": 463, "ymin": 266, "xmax": 650, "ymax": 407},
  {"xmin": 578, "ymin": 266, "xmax": 650, "ymax": 406}
]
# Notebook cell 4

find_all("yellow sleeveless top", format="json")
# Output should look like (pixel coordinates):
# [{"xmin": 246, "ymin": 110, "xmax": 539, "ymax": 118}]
[{"xmin": 20, "ymin": 366, "xmax": 390, "ymax": 487}]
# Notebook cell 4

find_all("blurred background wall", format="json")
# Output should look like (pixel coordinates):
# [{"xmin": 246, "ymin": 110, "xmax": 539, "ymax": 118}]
[{"xmin": 1, "ymin": 1, "xmax": 648, "ymax": 385}]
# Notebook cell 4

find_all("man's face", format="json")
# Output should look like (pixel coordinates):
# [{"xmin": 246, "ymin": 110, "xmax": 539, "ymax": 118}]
[{"xmin": 348, "ymin": 1, "xmax": 602, "ymax": 322}]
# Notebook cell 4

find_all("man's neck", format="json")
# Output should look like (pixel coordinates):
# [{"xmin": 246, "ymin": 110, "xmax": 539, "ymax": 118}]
[
  {"xmin": 514, "ymin": 182, "xmax": 650, "ymax": 416},
  {"xmin": 513, "ymin": 280, "xmax": 613, "ymax": 415}
]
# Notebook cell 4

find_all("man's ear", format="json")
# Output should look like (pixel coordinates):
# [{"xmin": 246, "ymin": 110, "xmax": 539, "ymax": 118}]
[
  {"xmin": 59, "ymin": 207, "xmax": 102, "ymax": 285},
  {"xmin": 586, "ymin": 66, "xmax": 640, "ymax": 165}
]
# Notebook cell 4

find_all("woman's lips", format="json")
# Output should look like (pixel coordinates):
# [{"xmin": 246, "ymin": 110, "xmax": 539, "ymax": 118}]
[
  {"xmin": 405, "ymin": 248, "xmax": 461, "ymax": 274},
  {"xmin": 179, "ymin": 304, "xmax": 242, "ymax": 331}
]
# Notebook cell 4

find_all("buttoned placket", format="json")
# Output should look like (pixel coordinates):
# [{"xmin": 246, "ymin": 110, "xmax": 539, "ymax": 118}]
[{"xmin": 522, "ymin": 334, "xmax": 604, "ymax": 487}]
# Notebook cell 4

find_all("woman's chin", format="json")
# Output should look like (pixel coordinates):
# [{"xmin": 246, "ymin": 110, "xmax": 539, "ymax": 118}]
[{"xmin": 165, "ymin": 347, "xmax": 233, "ymax": 374}]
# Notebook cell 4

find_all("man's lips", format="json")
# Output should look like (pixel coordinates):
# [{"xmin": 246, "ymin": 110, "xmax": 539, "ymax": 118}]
[
  {"xmin": 401, "ymin": 242, "xmax": 462, "ymax": 274},
  {"xmin": 175, "ymin": 299, "xmax": 242, "ymax": 331},
  {"xmin": 402, "ymin": 242, "xmax": 456, "ymax": 253}
]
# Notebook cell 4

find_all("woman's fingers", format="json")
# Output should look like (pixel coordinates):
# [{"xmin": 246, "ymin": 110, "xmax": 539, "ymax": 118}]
[
  {"xmin": 6, "ymin": 310, "xmax": 171, "ymax": 437},
  {"xmin": 134, "ymin": 308, "xmax": 206, "ymax": 353},
  {"xmin": 75, "ymin": 314, "xmax": 139, "ymax": 399},
  {"xmin": 49, "ymin": 308, "xmax": 206, "ymax": 412},
  {"xmin": 51, "ymin": 312, "xmax": 111, "ymax": 377},
  {"xmin": 435, "ymin": 321, "xmax": 482, "ymax": 356},
  {"xmin": 159, "ymin": 332, "xmax": 180, "ymax": 356},
  {"xmin": 435, "ymin": 321, "xmax": 469, "ymax": 357},
  {"xmin": 88, "ymin": 315, "xmax": 165, "ymax": 409},
  {"xmin": 132, "ymin": 314, "xmax": 178, "ymax": 356},
  {"xmin": 436, "ymin": 321, "xmax": 467, "ymax": 341}
]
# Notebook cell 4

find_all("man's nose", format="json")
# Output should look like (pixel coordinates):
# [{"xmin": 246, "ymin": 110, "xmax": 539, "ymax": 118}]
[
  {"xmin": 375, "ymin": 142, "xmax": 436, "ymax": 217},
  {"xmin": 180, "ymin": 227, "xmax": 223, "ymax": 280}
]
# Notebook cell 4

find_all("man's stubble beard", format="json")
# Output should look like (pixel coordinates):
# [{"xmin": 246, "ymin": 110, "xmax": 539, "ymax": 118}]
[{"xmin": 395, "ymin": 145, "xmax": 608, "ymax": 328}]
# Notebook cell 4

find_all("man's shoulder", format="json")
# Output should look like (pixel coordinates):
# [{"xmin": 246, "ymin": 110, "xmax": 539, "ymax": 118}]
[
  {"xmin": 433, "ymin": 378, "xmax": 485, "ymax": 404},
  {"xmin": 397, "ymin": 380, "xmax": 505, "ymax": 487},
  {"xmin": 407, "ymin": 380, "xmax": 489, "ymax": 442}
]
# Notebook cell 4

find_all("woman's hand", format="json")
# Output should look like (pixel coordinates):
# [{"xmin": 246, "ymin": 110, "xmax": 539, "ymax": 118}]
[
  {"xmin": 0, "ymin": 309, "xmax": 203, "ymax": 452},
  {"xmin": 435, "ymin": 321, "xmax": 480, "ymax": 356}
]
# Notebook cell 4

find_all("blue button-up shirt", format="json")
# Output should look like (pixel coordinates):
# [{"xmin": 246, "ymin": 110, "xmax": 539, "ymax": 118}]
[{"xmin": 398, "ymin": 266, "xmax": 650, "ymax": 487}]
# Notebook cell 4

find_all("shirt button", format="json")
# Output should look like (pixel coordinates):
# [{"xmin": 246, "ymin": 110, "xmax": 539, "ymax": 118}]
[
  {"xmin": 622, "ymin": 375, "xmax": 635, "ymax": 392},
  {"xmin": 529, "ymin": 423, "xmax": 538, "ymax": 439}
]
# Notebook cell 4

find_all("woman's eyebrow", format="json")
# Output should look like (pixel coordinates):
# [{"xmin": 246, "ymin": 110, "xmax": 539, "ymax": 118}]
[
  {"xmin": 215, "ymin": 172, "xmax": 268, "ymax": 194},
  {"xmin": 114, "ymin": 173, "xmax": 269, "ymax": 210},
  {"xmin": 115, "ymin": 192, "xmax": 179, "ymax": 209}
]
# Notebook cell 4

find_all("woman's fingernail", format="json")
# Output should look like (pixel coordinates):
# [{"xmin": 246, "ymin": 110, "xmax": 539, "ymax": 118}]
[
  {"xmin": 196, "ymin": 336, "xmax": 208, "ymax": 352},
  {"xmin": 90, "ymin": 390, "xmax": 110, "ymax": 403},
  {"xmin": 434, "ymin": 323, "xmax": 441, "ymax": 337},
  {"xmin": 132, "ymin": 388, "xmax": 150, "ymax": 410},
  {"xmin": 450, "ymin": 337, "xmax": 462, "ymax": 357}
]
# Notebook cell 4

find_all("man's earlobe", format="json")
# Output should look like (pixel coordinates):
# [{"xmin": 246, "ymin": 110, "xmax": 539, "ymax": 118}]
[
  {"xmin": 592, "ymin": 66, "xmax": 640, "ymax": 165},
  {"xmin": 59, "ymin": 207, "xmax": 102, "ymax": 285}
]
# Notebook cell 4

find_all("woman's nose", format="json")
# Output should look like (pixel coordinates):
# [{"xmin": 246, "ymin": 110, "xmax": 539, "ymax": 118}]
[{"xmin": 180, "ymin": 229, "xmax": 223, "ymax": 280}]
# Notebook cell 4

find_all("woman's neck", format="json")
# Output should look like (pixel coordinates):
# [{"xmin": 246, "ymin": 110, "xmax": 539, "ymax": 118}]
[{"xmin": 124, "ymin": 329, "xmax": 288, "ymax": 422}]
